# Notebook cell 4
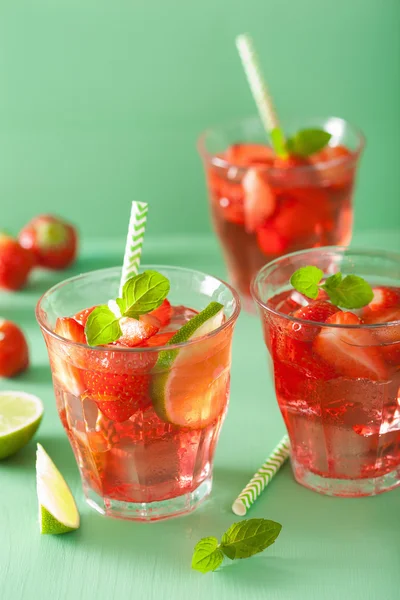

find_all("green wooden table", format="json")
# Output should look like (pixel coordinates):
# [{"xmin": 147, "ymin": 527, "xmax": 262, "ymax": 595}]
[{"xmin": 1, "ymin": 232, "xmax": 399, "ymax": 600}]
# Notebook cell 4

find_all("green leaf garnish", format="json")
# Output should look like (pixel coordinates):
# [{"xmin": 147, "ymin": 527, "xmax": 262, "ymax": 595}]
[
  {"xmin": 84, "ymin": 270, "xmax": 170, "ymax": 346},
  {"xmin": 322, "ymin": 274, "xmax": 374, "ymax": 309},
  {"xmin": 270, "ymin": 127, "xmax": 288, "ymax": 159},
  {"xmin": 286, "ymin": 128, "xmax": 332, "ymax": 157},
  {"xmin": 117, "ymin": 270, "xmax": 170, "ymax": 318},
  {"xmin": 191, "ymin": 537, "xmax": 224, "ymax": 574},
  {"xmin": 290, "ymin": 266, "xmax": 324, "ymax": 300},
  {"xmin": 220, "ymin": 519, "xmax": 282, "ymax": 560},
  {"xmin": 85, "ymin": 305, "xmax": 122, "ymax": 346},
  {"xmin": 191, "ymin": 519, "xmax": 282, "ymax": 574},
  {"xmin": 290, "ymin": 266, "xmax": 374, "ymax": 309}
]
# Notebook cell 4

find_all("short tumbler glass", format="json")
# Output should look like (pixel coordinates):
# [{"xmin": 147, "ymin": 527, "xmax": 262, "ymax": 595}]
[
  {"xmin": 199, "ymin": 116, "xmax": 364, "ymax": 311},
  {"xmin": 252, "ymin": 247, "xmax": 400, "ymax": 497},
  {"xmin": 37, "ymin": 266, "xmax": 240, "ymax": 520}
]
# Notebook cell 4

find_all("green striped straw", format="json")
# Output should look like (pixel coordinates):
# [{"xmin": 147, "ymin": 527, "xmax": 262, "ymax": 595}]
[
  {"xmin": 119, "ymin": 201, "xmax": 148, "ymax": 295},
  {"xmin": 232, "ymin": 435, "xmax": 290, "ymax": 516},
  {"xmin": 235, "ymin": 33, "xmax": 288, "ymax": 159}
]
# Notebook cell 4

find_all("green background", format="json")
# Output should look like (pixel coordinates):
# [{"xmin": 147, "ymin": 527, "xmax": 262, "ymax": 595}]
[
  {"xmin": 1, "ymin": 4, "xmax": 400, "ymax": 598},
  {"xmin": 1, "ymin": 0, "xmax": 399, "ymax": 238}
]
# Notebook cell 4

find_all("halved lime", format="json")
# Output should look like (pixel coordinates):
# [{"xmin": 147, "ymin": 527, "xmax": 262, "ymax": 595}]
[
  {"xmin": 0, "ymin": 391, "xmax": 43, "ymax": 459},
  {"xmin": 151, "ymin": 301, "xmax": 231, "ymax": 428},
  {"xmin": 36, "ymin": 444, "xmax": 80, "ymax": 534}
]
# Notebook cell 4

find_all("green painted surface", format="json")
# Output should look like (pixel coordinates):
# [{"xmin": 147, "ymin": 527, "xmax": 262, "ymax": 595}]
[
  {"xmin": 1, "ymin": 1, "xmax": 399, "ymax": 238},
  {"xmin": 0, "ymin": 231, "xmax": 399, "ymax": 600}
]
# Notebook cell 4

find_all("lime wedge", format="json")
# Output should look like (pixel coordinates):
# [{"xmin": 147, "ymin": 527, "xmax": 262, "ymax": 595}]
[
  {"xmin": 0, "ymin": 391, "xmax": 43, "ymax": 459},
  {"xmin": 151, "ymin": 301, "xmax": 231, "ymax": 428},
  {"xmin": 36, "ymin": 444, "xmax": 80, "ymax": 534}
]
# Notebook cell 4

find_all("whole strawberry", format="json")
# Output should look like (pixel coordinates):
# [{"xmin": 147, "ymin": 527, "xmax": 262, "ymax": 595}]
[
  {"xmin": 19, "ymin": 215, "xmax": 78, "ymax": 270},
  {"xmin": 0, "ymin": 319, "xmax": 29, "ymax": 377},
  {"xmin": 0, "ymin": 234, "xmax": 36, "ymax": 290}
]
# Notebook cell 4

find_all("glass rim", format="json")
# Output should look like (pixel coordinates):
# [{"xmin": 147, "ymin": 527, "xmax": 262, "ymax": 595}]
[
  {"xmin": 197, "ymin": 114, "xmax": 365, "ymax": 173},
  {"xmin": 36, "ymin": 264, "xmax": 241, "ymax": 352},
  {"xmin": 250, "ymin": 246, "xmax": 400, "ymax": 330}
]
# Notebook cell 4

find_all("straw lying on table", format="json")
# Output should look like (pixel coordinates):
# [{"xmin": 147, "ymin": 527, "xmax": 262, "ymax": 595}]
[
  {"xmin": 232, "ymin": 435, "xmax": 290, "ymax": 516},
  {"xmin": 119, "ymin": 201, "xmax": 148, "ymax": 295}
]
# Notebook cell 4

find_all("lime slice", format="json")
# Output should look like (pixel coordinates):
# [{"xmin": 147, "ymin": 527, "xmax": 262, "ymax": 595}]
[
  {"xmin": 0, "ymin": 391, "xmax": 44, "ymax": 459},
  {"xmin": 151, "ymin": 301, "xmax": 231, "ymax": 428},
  {"xmin": 36, "ymin": 444, "xmax": 80, "ymax": 534}
]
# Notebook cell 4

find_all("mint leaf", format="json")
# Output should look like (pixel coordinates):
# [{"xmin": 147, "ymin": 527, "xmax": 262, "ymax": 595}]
[
  {"xmin": 286, "ymin": 128, "xmax": 332, "ymax": 157},
  {"xmin": 290, "ymin": 266, "xmax": 323, "ymax": 300},
  {"xmin": 220, "ymin": 519, "xmax": 282, "ymax": 560},
  {"xmin": 323, "ymin": 272, "xmax": 343, "ymax": 290},
  {"xmin": 85, "ymin": 305, "xmax": 122, "ymax": 346},
  {"xmin": 270, "ymin": 127, "xmax": 288, "ymax": 159},
  {"xmin": 322, "ymin": 274, "xmax": 373, "ymax": 309},
  {"xmin": 118, "ymin": 270, "xmax": 170, "ymax": 318},
  {"xmin": 191, "ymin": 537, "xmax": 224, "ymax": 574}
]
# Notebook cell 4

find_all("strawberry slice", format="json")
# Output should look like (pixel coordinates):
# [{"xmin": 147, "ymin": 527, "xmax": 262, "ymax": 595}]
[
  {"xmin": 117, "ymin": 316, "xmax": 160, "ymax": 348},
  {"xmin": 313, "ymin": 311, "xmax": 388, "ymax": 381},
  {"xmin": 143, "ymin": 331, "xmax": 176, "ymax": 347},
  {"xmin": 148, "ymin": 299, "xmax": 172, "ymax": 327},
  {"xmin": 363, "ymin": 307, "xmax": 400, "ymax": 367},
  {"xmin": 84, "ymin": 365, "xmax": 151, "ymax": 421},
  {"xmin": 362, "ymin": 286, "xmax": 400, "ymax": 317},
  {"xmin": 256, "ymin": 223, "xmax": 289, "ymax": 256},
  {"xmin": 74, "ymin": 306, "xmax": 97, "ymax": 328},
  {"xmin": 272, "ymin": 329, "xmax": 336, "ymax": 380},
  {"xmin": 96, "ymin": 395, "xmax": 151, "ymax": 423},
  {"xmin": 207, "ymin": 168, "xmax": 245, "ymax": 225},
  {"xmin": 290, "ymin": 301, "xmax": 341, "ymax": 341},
  {"xmin": 242, "ymin": 168, "xmax": 276, "ymax": 233},
  {"xmin": 226, "ymin": 143, "xmax": 274, "ymax": 167},
  {"xmin": 270, "ymin": 194, "xmax": 329, "ymax": 240},
  {"xmin": 53, "ymin": 318, "xmax": 86, "ymax": 394},
  {"xmin": 55, "ymin": 317, "xmax": 86, "ymax": 344}
]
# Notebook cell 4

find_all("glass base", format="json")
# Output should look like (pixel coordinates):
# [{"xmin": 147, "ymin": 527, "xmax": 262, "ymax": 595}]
[
  {"xmin": 83, "ymin": 476, "xmax": 212, "ymax": 521},
  {"xmin": 292, "ymin": 458, "xmax": 400, "ymax": 497}
]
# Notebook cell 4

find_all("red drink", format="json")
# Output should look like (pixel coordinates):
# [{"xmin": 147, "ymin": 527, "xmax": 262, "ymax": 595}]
[
  {"xmin": 37, "ymin": 266, "xmax": 240, "ymax": 520},
  {"xmin": 252, "ymin": 248, "xmax": 400, "ymax": 497},
  {"xmin": 199, "ymin": 117, "xmax": 364, "ymax": 310}
]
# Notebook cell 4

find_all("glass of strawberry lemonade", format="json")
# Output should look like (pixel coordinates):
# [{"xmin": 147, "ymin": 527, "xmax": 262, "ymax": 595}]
[
  {"xmin": 252, "ymin": 247, "xmax": 400, "ymax": 497},
  {"xmin": 199, "ymin": 117, "xmax": 364, "ymax": 311},
  {"xmin": 37, "ymin": 266, "xmax": 240, "ymax": 520}
]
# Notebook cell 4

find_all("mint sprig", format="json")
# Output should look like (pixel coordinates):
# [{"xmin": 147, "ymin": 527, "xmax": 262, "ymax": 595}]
[
  {"xmin": 191, "ymin": 519, "xmax": 282, "ymax": 574},
  {"xmin": 286, "ymin": 128, "xmax": 332, "ymax": 157},
  {"xmin": 117, "ymin": 271, "xmax": 170, "ymax": 318},
  {"xmin": 85, "ymin": 270, "xmax": 170, "ymax": 346},
  {"xmin": 85, "ymin": 305, "xmax": 122, "ymax": 346},
  {"xmin": 290, "ymin": 266, "xmax": 373, "ymax": 309},
  {"xmin": 191, "ymin": 537, "xmax": 224, "ymax": 574}
]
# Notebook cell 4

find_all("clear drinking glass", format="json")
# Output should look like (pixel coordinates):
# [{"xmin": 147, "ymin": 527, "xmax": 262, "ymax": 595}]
[
  {"xmin": 252, "ymin": 247, "xmax": 400, "ymax": 497},
  {"xmin": 198, "ymin": 116, "xmax": 364, "ymax": 311},
  {"xmin": 36, "ymin": 265, "xmax": 240, "ymax": 520}
]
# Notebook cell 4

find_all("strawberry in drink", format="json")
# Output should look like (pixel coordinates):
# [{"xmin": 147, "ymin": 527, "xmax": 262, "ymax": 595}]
[
  {"xmin": 252, "ymin": 248, "xmax": 400, "ymax": 497},
  {"xmin": 199, "ymin": 117, "xmax": 364, "ymax": 310},
  {"xmin": 37, "ymin": 266, "xmax": 240, "ymax": 520}
]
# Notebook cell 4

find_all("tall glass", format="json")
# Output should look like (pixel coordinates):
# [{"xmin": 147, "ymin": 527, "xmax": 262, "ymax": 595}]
[
  {"xmin": 198, "ymin": 116, "xmax": 364, "ymax": 311},
  {"xmin": 37, "ymin": 266, "xmax": 240, "ymax": 520},
  {"xmin": 252, "ymin": 247, "xmax": 400, "ymax": 497}
]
